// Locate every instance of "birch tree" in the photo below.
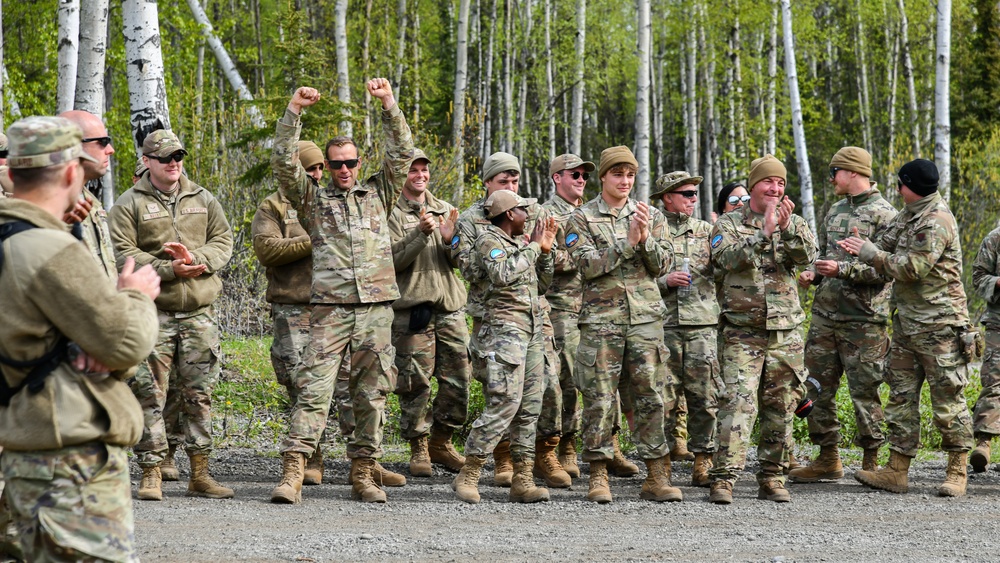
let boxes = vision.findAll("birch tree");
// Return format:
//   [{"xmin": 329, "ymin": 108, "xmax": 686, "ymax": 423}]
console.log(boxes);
[
  {"xmin": 334, "ymin": 0, "xmax": 352, "ymax": 136},
  {"xmin": 855, "ymin": 0, "xmax": 873, "ymax": 154},
  {"xmin": 766, "ymin": 1, "xmax": 778, "ymax": 155},
  {"xmin": 544, "ymin": 0, "xmax": 555, "ymax": 164},
  {"xmin": 452, "ymin": 0, "xmax": 471, "ymax": 200},
  {"xmin": 57, "ymin": 0, "xmax": 80, "ymax": 113},
  {"xmin": 75, "ymin": 0, "xmax": 108, "ymax": 115},
  {"xmin": 684, "ymin": 21, "xmax": 698, "ymax": 175},
  {"xmin": 934, "ymin": 0, "xmax": 952, "ymax": 200},
  {"xmin": 899, "ymin": 0, "xmax": 921, "ymax": 157},
  {"xmin": 570, "ymin": 0, "xmax": 586, "ymax": 155},
  {"xmin": 780, "ymin": 0, "xmax": 815, "ymax": 231},
  {"xmin": 123, "ymin": 0, "xmax": 171, "ymax": 153},
  {"xmin": 634, "ymin": 0, "xmax": 652, "ymax": 200}
]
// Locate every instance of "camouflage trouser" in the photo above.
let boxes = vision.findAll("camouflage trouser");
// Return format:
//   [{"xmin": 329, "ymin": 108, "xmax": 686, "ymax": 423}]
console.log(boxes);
[
  {"xmin": 972, "ymin": 326, "xmax": 1000, "ymax": 438},
  {"xmin": 663, "ymin": 325, "xmax": 720, "ymax": 453},
  {"xmin": 885, "ymin": 326, "xmax": 974, "ymax": 457},
  {"xmin": 536, "ymin": 312, "xmax": 563, "ymax": 439},
  {"xmin": 281, "ymin": 303, "xmax": 396, "ymax": 459},
  {"xmin": 1, "ymin": 443, "xmax": 138, "ymax": 562},
  {"xmin": 550, "ymin": 309, "xmax": 582, "ymax": 437},
  {"xmin": 803, "ymin": 315, "xmax": 887, "ymax": 449},
  {"xmin": 577, "ymin": 321, "xmax": 672, "ymax": 462},
  {"xmin": 133, "ymin": 308, "xmax": 221, "ymax": 468},
  {"xmin": 464, "ymin": 320, "xmax": 544, "ymax": 461},
  {"xmin": 270, "ymin": 303, "xmax": 313, "ymax": 402},
  {"xmin": 391, "ymin": 308, "xmax": 471, "ymax": 440},
  {"xmin": 710, "ymin": 324, "xmax": 806, "ymax": 484}
]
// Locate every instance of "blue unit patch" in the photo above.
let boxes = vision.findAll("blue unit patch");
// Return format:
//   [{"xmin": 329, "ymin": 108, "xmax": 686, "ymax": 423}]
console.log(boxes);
[
  {"xmin": 451, "ymin": 235, "xmax": 460, "ymax": 249},
  {"xmin": 711, "ymin": 234, "xmax": 723, "ymax": 248},
  {"xmin": 565, "ymin": 232, "xmax": 579, "ymax": 248},
  {"xmin": 489, "ymin": 248, "xmax": 507, "ymax": 261}
]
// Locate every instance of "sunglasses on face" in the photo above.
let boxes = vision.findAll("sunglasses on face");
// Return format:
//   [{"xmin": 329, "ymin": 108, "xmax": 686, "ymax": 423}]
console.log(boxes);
[
  {"xmin": 0, "ymin": 150, "xmax": 7, "ymax": 158},
  {"xmin": 673, "ymin": 190, "xmax": 698, "ymax": 199},
  {"xmin": 562, "ymin": 170, "xmax": 589, "ymax": 181},
  {"xmin": 327, "ymin": 159, "xmax": 360, "ymax": 170},
  {"xmin": 150, "ymin": 153, "xmax": 184, "ymax": 164},
  {"xmin": 896, "ymin": 172, "xmax": 914, "ymax": 190},
  {"xmin": 82, "ymin": 136, "xmax": 113, "ymax": 148},
  {"xmin": 829, "ymin": 167, "xmax": 843, "ymax": 179},
  {"xmin": 727, "ymin": 195, "xmax": 751, "ymax": 205}
]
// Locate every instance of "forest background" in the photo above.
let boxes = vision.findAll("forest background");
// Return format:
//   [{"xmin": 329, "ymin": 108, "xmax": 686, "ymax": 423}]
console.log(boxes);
[{"xmin": 2, "ymin": 0, "xmax": 999, "ymax": 453}]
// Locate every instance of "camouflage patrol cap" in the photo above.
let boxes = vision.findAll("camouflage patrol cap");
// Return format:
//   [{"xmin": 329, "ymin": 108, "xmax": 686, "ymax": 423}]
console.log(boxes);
[
  {"xmin": 134, "ymin": 157, "xmax": 148, "ymax": 178},
  {"xmin": 410, "ymin": 148, "xmax": 431, "ymax": 166},
  {"xmin": 5, "ymin": 116, "xmax": 99, "ymax": 169},
  {"xmin": 549, "ymin": 153, "xmax": 595, "ymax": 176},
  {"xmin": 650, "ymin": 170, "xmax": 703, "ymax": 199},
  {"xmin": 484, "ymin": 190, "xmax": 536, "ymax": 219},
  {"xmin": 142, "ymin": 129, "xmax": 188, "ymax": 158}
]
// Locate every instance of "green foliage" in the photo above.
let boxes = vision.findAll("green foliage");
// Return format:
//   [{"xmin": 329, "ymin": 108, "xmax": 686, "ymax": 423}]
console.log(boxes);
[{"xmin": 213, "ymin": 337, "xmax": 290, "ymax": 447}]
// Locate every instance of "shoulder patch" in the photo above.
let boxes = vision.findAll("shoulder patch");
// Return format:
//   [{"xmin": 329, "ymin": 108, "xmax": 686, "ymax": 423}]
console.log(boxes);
[
  {"xmin": 711, "ymin": 234, "xmax": 723, "ymax": 248},
  {"xmin": 565, "ymin": 232, "xmax": 579, "ymax": 248},
  {"xmin": 489, "ymin": 248, "xmax": 507, "ymax": 261},
  {"xmin": 451, "ymin": 235, "xmax": 460, "ymax": 250}
]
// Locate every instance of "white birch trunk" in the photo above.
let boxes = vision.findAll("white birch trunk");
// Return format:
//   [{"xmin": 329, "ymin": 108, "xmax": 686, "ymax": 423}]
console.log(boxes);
[
  {"xmin": 123, "ymin": 0, "xmax": 171, "ymax": 154},
  {"xmin": 652, "ymin": 45, "xmax": 664, "ymax": 177},
  {"xmin": 898, "ymin": 0, "xmax": 920, "ymax": 157},
  {"xmin": 887, "ymin": 32, "xmax": 900, "ymax": 175},
  {"xmin": 855, "ymin": 0, "xmax": 873, "ymax": 154},
  {"xmin": 685, "ymin": 21, "xmax": 698, "ymax": 175},
  {"xmin": 570, "ymin": 0, "xmax": 586, "ymax": 155},
  {"xmin": 362, "ymin": 0, "xmax": 374, "ymax": 150},
  {"xmin": 482, "ymin": 0, "xmax": 497, "ymax": 159},
  {"xmin": 766, "ymin": 1, "xmax": 778, "ymax": 156},
  {"xmin": 186, "ymin": 0, "xmax": 265, "ymax": 128},
  {"xmin": 75, "ymin": 0, "xmax": 108, "ymax": 115},
  {"xmin": 634, "ymin": 0, "xmax": 652, "ymax": 200},
  {"xmin": 57, "ymin": 0, "xmax": 80, "ymax": 113},
  {"xmin": 544, "ymin": 0, "xmax": 555, "ymax": 164},
  {"xmin": 502, "ymin": 0, "xmax": 513, "ymax": 153},
  {"xmin": 699, "ymin": 2, "xmax": 718, "ymax": 218},
  {"xmin": 4, "ymin": 66, "xmax": 21, "ymax": 119},
  {"xmin": 515, "ymin": 0, "xmax": 533, "ymax": 163},
  {"xmin": 334, "ymin": 0, "xmax": 352, "ymax": 136},
  {"xmin": 780, "ymin": 0, "xmax": 815, "ymax": 232},
  {"xmin": 395, "ymin": 0, "xmax": 408, "ymax": 93},
  {"xmin": 934, "ymin": 0, "xmax": 952, "ymax": 200},
  {"xmin": 731, "ymin": 8, "xmax": 746, "ymax": 167},
  {"xmin": 412, "ymin": 11, "xmax": 422, "ymax": 123},
  {"xmin": 453, "ymin": 0, "xmax": 471, "ymax": 200}
]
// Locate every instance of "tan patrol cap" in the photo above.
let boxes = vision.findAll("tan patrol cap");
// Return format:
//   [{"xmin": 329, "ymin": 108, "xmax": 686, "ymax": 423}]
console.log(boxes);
[
  {"xmin": 5, "ymin": 116, "xmax": 99, "ymax": 169},
  {"xmin": 549, "ymin": 153, "xmax": 595, "ymax": 176},
  {"xmin": 142, "ymin": 129, "xmax": 188, "ymax": 158},
  {"xmin": 484, "ymin": 190, "xmax": 536, "ymax": 219}
]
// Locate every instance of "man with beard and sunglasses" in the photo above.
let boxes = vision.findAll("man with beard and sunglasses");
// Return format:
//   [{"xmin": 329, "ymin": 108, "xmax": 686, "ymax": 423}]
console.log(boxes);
[{"xmin": 109, "ymin": 129, "xmax": 235, "ymax": 503}]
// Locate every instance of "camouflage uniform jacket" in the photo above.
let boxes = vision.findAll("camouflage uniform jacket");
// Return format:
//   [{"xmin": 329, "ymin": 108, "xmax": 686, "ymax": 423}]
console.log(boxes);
[
  {"xmin": 811, "ymin": 185, "xmax": 896, "ymax": 324},
  {"xmin": 712, "ymin": 205, "xmax": 818, "ymax": 330},
  {"xmin": 657, "ymin": 211, "xmax": 719, "ymax": 327},
  {"xmin": 566, "ymin": 196, "xmax": 672, "ymax": 325},
  {"xmin": 542, "ymin": 194, "xmax": 583, "ymax": 313},
  {"xmin": 974, "ymin": 227, "xmax": 1000, "ymax": 328},
  {"xmin": 454, "ymin": 197, "xmax": 553, "ymax": 318},
  {"xmin": 474, "ymin": 226, "xmax": 552, "ymax": 342},
  {"xmin": 251, "ymin": 191, "xmax": 312, "ymax": 305},
  {"xmin": 80, "ymin": 189, "xmax": 118, "ymax": 283},
  {"xmin": 859, "ymin": 192, "xmax": 969, "ymax": 335},
  {"xmin": 273, "ymin": 107, "xmax": 413, "ymax": 305},
  {"xmin": 389, "ymin": 190, "xmax": 467, "ymax": 312},
  {"xmin": 109, "ymin": 174, "xmax": 233, "ymax": 313},
  {"xmin": 0, "ymin": 199, "xmax": 157, "ymax": 451}
]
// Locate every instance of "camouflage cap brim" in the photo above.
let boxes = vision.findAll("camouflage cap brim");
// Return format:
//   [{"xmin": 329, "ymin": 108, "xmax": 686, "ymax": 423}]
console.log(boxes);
[{"xmin": 7, "ymin": 146, "xmax": 98, "ymax": 169}]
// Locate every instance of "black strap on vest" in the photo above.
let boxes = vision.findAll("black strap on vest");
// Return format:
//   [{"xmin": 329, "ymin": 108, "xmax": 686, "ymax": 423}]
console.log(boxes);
[{"xmin": 0, "ymin": 221, "xmax": 72, "ymax": 406}]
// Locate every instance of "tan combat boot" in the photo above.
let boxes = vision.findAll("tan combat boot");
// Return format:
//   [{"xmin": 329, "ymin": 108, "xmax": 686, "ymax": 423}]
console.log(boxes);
[
  {"xmin": 970, "ymin": 437, "xmax": 991, "ymax": 473},
  {"xmin": 862, "ymin": 448, "xmax": 880, "ymax": 472},
  {"xmin": 670, "ymin": 438, "xmax": 695, "ymax": 462},
  {"xmin": 409, "ymin": 436, "xmax": 432, "ymax": 477},
  {"xmin": 855, "ymin": 450, "xmax": 912, "ymax": 493},
  {"xmin": 160, "ymin": 445, "xmax": 180, "ymax": 482},
  {"xmin": 350, "ymin": 458, "xmax": 387, "ymax": 503},
  {"xmin": 303, "ymin": 446, "xmax": 324, "ymax": 486},
  {"xmin": 558, "ymin": 433, "xmax": 581, "ymax": 478},
  {"xmin": 784, "ymin": 451, "xmax": 801, "ymax": 475},
  {"xmin": 429, "ymin": 426, "xmax": 465, "ymax": 472},
  {"xmin": 587, "ymin": 460, "xmax": 612, "ymax": 503},
  {"xmin": 187, "ymin": 453, "xmax": 235, "ymax": 499},
  {"xmin": 757, "ymin": 478, "xmax": 790, "ymax": 502},
  {"xmin": 493, "ymin": 440, "xmax": 514, "ymax": 487},
  {"xmin": 709, "ymin": 480, "xmax": 733, "ymax": 504},
  {"xmin": 533, "ymin": 436, "xmax": 572, "ymax": 488},
  {"xmin": 608, "ymin": 435, "xmax": 640, "ymax": 477},
  {"xmin": 788, "ymin": 445, "xmax": 844, "ymax": 483},
  {"xmin": 938, "ymin": 451, "xmax": 968, "ymax": 497},
  {"xmin": 270, "ymin": 452, "xmax": 305, "ymax": 504},
  {"xmin": 374, "ymin": 462, "xmax": 407, "ymax": 487},
  {"xmin": 509, "ymin": 459, "xmax": 551, "ymax": 503},
  {"xmin": 691, "ymin": 453, "xmax": 713, "ymax": 487},
  {"xmin": 453, "ymin": 455, "xmax": 488, "ymax": 504},
  {"xmin": 640, "ymin": 457, "xmax": 683, "ymax": 502},
  {"xmin": 137, "ymin": 466, "xmax": 163, "ymax": 501}
]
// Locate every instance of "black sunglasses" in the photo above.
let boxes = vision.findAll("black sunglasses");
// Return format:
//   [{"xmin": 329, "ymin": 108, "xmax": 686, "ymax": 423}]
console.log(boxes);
[
  {"xmin": 82, "ymin": 136, "xmax": 113, "ymax": 148},
  {"xmin": 0, "ymin": 150, "xmax": 7, "ymax": 158},
  {"xmin": 673, "ymin": 190, "xmax": 698, "ymax": 199},
  {"xmin": 327, "ymin": 159, "xmax": 360, "ymax": 170},
  {"xmin": 829, "ymin": 167, "xmax": 843, "ymax": 179},
  {"xmin": 562, "ymin": 170, "xmax": 589, "ymax": 181},
  {"xmin": 727, "ymin": 195, "xmax": 751, "ymax": 205},
  {"xmin": 150, "ymin": 153, "xmax": 184, "ymax": 164}
]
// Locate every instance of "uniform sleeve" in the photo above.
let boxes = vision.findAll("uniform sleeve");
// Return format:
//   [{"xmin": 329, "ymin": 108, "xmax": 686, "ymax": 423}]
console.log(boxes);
[
  {"xmin": 567, "ymin": 209, "xmax": 635, "ymax": 280},
  {"xmin": 453, "ymin": 214, "xmax": 483, "ymax": 283},
  {"xmin": 108, "ymin": 196, "xmax": 176, "ymax": 282},
  {"xmin": 860, "ymin": 216, "xmax": 950, "ymax": 282},
  {"xmin": 373, "ymin": 103, "xmax": 415, "ymax": 211},
  {"xmin": 271, "ymin": 108, "xmax": 316, "ymax": 232},
  {"xmin": 710, "ymin": 214, "xmax": 765, "ymax": 273},
  {"xmin": 532, "ymin": 205, "xmax": 555, "ymax": 292},
  {"xmin": 190, "ymin": 197, "xmax": 233, "ymax": 273},
  {"xmin": 778, "ymin": 214, "xmax": 817, "ymax": 267},
  {"xmin": 973, "ymin": 231, "xmax": 1000, "ymax": 304},
  {"xmin": 477, "ymin": 234, "xmax": 541, "ymax": 288},
  {"xmin": 838, "ymin": 204, "xmax": 897, "ymax": 285},
  {"xmin": 552, "ymin": 217, "xmax": 577, "ymax": 275},
  {"xmin": 251, "ymin": 200, "xmax": 311, "ymax": 267},
  {"xmin": 637, "ymin": 210, "xmax": 673, "ymax": 278}
]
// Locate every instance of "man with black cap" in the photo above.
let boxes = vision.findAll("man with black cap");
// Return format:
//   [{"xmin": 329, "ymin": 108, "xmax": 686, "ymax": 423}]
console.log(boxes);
[
  {"xmin": 387, "ymin": 149, "xmax": 470, "ymax": 477},
  {"xmin": 840, "ymin": 158, "xmax": 975, "ymax": 497},
  {"xmin": 652, "ymin": 170, "xmax": 720, "ymax": 487},
  {"xmin": 791, "ymin": 147, "xmax": 897, "ymax": 483},
  {"xmin": 109, "ymin": 128, "xmax": 236, "ymax": 502},
  {"xmin": 708, "ymin": 154, "xmax": 818, "ymax": 505}
]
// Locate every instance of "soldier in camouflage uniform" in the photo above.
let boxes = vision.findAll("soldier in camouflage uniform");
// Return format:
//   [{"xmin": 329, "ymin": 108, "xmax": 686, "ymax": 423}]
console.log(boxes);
[
  {"xmin": 270, "ymin": 82, "xmax": 414, "ymax": 504},
  {"xmin": 708, "ymin": 155, "xmax": 818, "ymax": 505},
  {"xmin": 388, "ymin": 149, "xmax": 470, "ymax": 477},
  {"xmin": 841, "ymin": 158, "xmax": 975, "ymax": 497},
  {"xmin": 971, "ymin": 229, "xmax": 1000, "ymax": 473},
  {"xmin": 0, "ymin": 116, "xmax": 161, "ymax": 563},
  {"xmin": 564, "ymin": 146, "xmax": 680, "ymax": 504},
  {"xmin": 791, "ymin": 147, "xmax": 896, "ymax": 483},
  {"xmin": 109, "ymin": 129, "xmax": 236, "ymax": 502},
  {"xmin": 652, "ymin": 171, "xmax": 720, "ymax": 488},
  {"xmin": 452, "ymin": 190, "xmax": 557, "ymax": 504}
]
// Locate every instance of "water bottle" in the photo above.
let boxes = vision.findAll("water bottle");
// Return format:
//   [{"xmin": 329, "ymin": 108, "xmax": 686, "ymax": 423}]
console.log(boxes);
[{"xmin": 679, "ymin": 257, "xmax": 692, "ymax": 295}]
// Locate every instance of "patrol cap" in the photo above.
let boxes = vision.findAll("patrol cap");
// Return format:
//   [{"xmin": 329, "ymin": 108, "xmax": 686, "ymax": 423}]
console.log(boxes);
[
  {"xmin": 142, "ymin": 129, "xmax": 188, "ymax": 158},
  {"xmin": 410, "ymin": 148, "xmax": 431, "ymax": 166},
  {"xmin": 134, "ymin": 157, "xmax": 148, "ymax": 178},
  {"xmin": 651, "ymin": 170, "xmax": 703, "ymax": 199},
  {"xmin": 549, "ymin": 153, "xmax": 595, "ymax": 176},
  {"xmin": 296, "ymin": 141, "xmax": 324, "ymax": 170},
  {"xmin": 484, "ymin": 190, "xmax": 536, "ymax": 219},
  {"xmin": 5, "ymin": 116, "xmax": 99, "ymax": 169}
]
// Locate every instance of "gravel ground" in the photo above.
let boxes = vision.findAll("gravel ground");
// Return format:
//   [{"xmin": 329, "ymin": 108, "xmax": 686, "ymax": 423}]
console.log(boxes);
[{"xmin": 132, "ymin": 447, "xmax": 1000, "ymax": 562}]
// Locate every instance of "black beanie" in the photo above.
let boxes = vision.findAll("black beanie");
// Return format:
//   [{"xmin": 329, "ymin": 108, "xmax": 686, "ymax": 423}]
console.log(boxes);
[{"xmin": 898, "ymin": 159, "xmax": 939, "ymax": 197}]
